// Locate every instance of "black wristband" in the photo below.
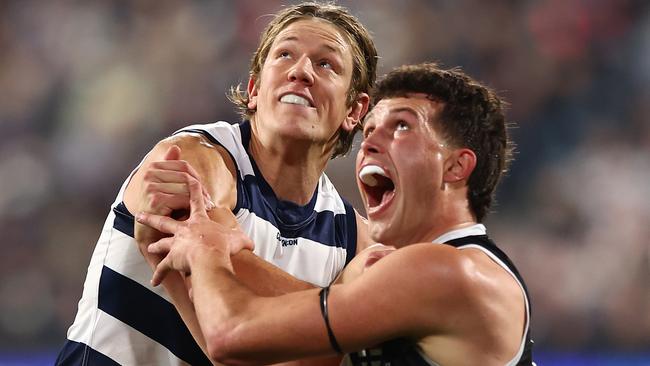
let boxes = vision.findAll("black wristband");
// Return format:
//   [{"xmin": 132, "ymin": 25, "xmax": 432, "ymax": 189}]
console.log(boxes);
[{"xmin": 319, "ymin": 286, "xmax": 343, "ymax": 354}]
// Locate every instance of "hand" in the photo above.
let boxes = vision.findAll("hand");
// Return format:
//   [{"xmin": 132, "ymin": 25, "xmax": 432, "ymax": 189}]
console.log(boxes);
[
  {"xmin": 136, "ymin": 175, "xmax": 254, "ymax": 286},
  {"xmin": 336, "ymin": 243, "xmax": 396, "ymax": 284},
  {"xmin": 362, "ymin": 244, "xmax": 396, "ymax": 272},
  {"xmin": 140, "ymin": 145, "xmax": 215, "ymax": 218}
]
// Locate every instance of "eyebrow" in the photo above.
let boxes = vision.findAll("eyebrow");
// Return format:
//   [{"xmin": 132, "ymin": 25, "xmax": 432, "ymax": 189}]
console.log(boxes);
[
  {"xmin": 275, "ymin": 36, "xmax": 342, "ymax": 55},
  {"xmin": 389, "ymin": 107, "xmax": 420, "ymax": 118},
  {"xmin": 365, "ymin": 106, "xmax": 420, "ymax": 123}
]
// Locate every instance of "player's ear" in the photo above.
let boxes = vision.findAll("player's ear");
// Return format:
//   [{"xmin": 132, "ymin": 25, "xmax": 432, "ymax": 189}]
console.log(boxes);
[
  {"xmin": 342, "ymin": 92, "xmax": 370, "ymax": 132},
  {"xmin": 443, "ymin": 148, "xmax": 476, "ymax": 183},
  {"xmin": 247, "ymin": 77, "xmax": 258, "ymax": 110}
]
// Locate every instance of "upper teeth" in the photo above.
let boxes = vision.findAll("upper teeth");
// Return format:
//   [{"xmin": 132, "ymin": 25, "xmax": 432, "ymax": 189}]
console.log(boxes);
[
  {"xmin": 280, "ymin": 94, "xmax": 311, "ymax": 107},
  {"xmin": 359, "ymin": 165, "xmax": 387, "ymax": 187}
]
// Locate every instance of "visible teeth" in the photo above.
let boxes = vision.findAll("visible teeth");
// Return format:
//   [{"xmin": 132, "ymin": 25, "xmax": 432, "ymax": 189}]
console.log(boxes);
[
  {"xmin": 359, "ymin": 165, "xmax": 386, "ymax": 187},
  {"xmin": 280, "ymin": 94, "xmax": 310, "ymax": 107}
]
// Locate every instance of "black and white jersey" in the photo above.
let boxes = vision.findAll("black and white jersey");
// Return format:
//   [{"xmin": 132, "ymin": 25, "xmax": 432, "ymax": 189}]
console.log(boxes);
[
  {"xmin": 348, "ymin": 224, "xmax": 534, "ymax": 366},
  {"xmin": 56, "ymin": 120, "xmax": 358, "ymax": 365}
]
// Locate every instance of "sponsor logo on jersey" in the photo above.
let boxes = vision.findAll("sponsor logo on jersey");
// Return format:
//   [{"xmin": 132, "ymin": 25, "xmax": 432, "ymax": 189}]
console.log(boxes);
[{"xmin": 276, "ymin": 232, "xmax": 298, "ymax": 247}]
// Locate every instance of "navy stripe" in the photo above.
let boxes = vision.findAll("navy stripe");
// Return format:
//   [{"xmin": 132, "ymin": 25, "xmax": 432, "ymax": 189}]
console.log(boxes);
[
  {"xmin": 98, "ymin": 266, "xmax": 211, "ymax": 366},
  {"xmin": 241, "ymin": 175, "xmax": 349, "ymax": 248},
  {"xmin": 177, "ymin": 121, "xmax": 355, "ymax": 251},
  {"xmin": 343, "ymin": 200, "xmax": 357, "ymax": 264},
  {"xmin": 55, "ymin": 339, "xmax": 119, "ymax": 366},
  {"xmin": 113, "ymin": 202, "xmax": 134, "ymax": 237}
]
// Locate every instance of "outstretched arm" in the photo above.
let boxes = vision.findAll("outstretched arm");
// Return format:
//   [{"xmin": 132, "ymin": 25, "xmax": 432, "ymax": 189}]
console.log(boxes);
[{"xmin": 136, "ymin": 174, "xmax": 525, "ymax": 365}]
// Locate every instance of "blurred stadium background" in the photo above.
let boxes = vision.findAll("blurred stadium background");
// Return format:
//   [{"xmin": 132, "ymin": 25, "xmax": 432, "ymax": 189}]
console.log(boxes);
[{"xmin": 0, "ymin": 0, "xmax": 648, "ymax": 364}]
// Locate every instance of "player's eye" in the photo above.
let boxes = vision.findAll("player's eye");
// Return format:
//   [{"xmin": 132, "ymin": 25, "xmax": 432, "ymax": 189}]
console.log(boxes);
[
  {"xmin": 363, "ymin": 127, "xmax": 375, "ymax": 138},
  {"xmin": 396, "ymin": 120, "xmax": 409, "ymax": 131},
  {"xmin": 318, "ymin": 60, "xmax": 332, "ymax": 69}
]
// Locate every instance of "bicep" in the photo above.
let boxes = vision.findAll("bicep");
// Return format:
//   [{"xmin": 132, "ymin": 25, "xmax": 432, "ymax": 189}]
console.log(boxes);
[{"xmin": 222, "ymin": 245, "xmax": 464, "ymax": 362}]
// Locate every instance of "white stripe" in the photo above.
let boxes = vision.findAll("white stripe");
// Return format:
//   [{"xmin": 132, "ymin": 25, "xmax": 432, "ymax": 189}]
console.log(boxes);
[
  {"xmin": 313, "ymin": 174, "xmax": 347, "ymax": 215},
  {"xmin": 432, "ymin": 223, "xmax": 486, "ymax": 243},
  {"xmin": 101, "ymin": 229, "xmax": 171, "ymax": 301},
  {"xmin": 237, "ymin": 208, "xmax": 347, "ymax": 287},
  {"xmin": 175, "ymin": 122, "xmax": 255, "ymax": 178},
  {"xmin": 67, "ymin": 212, "xmax": 115, "ymax": 345},
  {"xmin": 66, "ymin": 213, "xmax": 180, "ymax": 364},
  {"xmin": 90, "ymin": 310, "xmax": 188, "ymax": 365}
]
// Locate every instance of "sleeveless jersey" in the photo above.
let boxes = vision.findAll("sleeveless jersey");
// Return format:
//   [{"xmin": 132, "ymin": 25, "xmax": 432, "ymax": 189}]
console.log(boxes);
[
  {"xmin": 56, "ymin": 120, "xmax": 358, "ymax": 365},
  {"xmin": 348, "ymin": 224, "xmax": 534, "ymax": 366}
]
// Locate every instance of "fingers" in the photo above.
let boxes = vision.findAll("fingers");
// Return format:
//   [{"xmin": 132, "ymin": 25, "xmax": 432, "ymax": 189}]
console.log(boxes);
[
  {"xmin": 242, "ymin": 237, "xmax": 255, "ymax": 252},
  {"xmin": 147, "ymin": 237, "xmax": 174, "ymax": 255},
  {"xmin": 136, "ymin": 212, "xmax": 180, "ymax": 234},
  {"xmin": 147, "ymin": 161, "xmax": 202, "ymax": 185},
  {"xmin": 187, "ymin": 177, "xmax": 208, "ymax": 218},
  {"xmin": 151, "ymin": 256, "xmax": 173, "ymax": 287},
  {"xmin": 143, "ymin": 165, "xmax": 213, "ymax": 209},
  {"xmin": 228, "ymin": 229, "xmax": 255, "ymax": 254},
  {"xmin": 364, "ymin": 245, "xmax": 396, "ymax": 268},
  {"xmin": 163, "ymin": 145, "xmax": 181, "ymax": 161},
  {"xmin": 144, "ymin": 183, "xmax": 214, "ymax": 212}
]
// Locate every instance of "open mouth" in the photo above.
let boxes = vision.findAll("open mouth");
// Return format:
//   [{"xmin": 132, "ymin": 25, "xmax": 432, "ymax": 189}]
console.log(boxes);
[
  {"xmin": 359, "ymin": 165, "xmax": 395, "ymax": 209},
  {"xmin": 280, "ymin": 93, "xmax": 314, "ymax": 107}
]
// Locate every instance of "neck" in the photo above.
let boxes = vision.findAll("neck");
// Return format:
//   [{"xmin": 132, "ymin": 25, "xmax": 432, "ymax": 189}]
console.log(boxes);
[
  {"xmin": 393, "ymin": 193, "xmax": 478, "ymax": 248},
  {"xmin": 428, "ymin": 221, "xmax": 479, "ymax": 242},
  {"xmin": 249, "ymin": 125, "xmax": 333, "ymax": 205}
]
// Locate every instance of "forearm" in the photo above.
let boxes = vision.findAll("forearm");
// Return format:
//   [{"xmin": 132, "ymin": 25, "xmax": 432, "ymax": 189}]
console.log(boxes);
[
  {"xmin": 190, "ymin": 251, "xmax": 254, "ymax": 363},
  {"xmin": 135, "ymin": 224, "xmax": 210, "ymax": 357},
  {"xmin": 204, "ymin": 204, "xmax": 314, "ymax": 295},
  {"xmin": 190, "ymin": 252, "xmax": 332, "ymax": 365},
  {"xmin": 231, "ymin": 250, "xmax": 314, "ymax": 296}
]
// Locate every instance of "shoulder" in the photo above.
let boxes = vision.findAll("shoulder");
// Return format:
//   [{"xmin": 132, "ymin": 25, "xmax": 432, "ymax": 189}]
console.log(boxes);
[
  {"xmin": 156, "ymin": 133, "xmax": 234, "ymax": 170},
  {"xmin": 366, "ymin": 243, "xmax": 521, "ymax": 328},
  {"xmin": 395, "ymin": 243, "xmax": 522, "ymax": 305},
  {"xmin": 124, "ymin": 130, "xmax": 239, "ymax": 212}
]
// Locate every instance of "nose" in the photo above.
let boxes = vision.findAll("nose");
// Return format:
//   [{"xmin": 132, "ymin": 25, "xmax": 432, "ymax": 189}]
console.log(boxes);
[
  {"xmin": 360, "ymin": 127, "xmax": 384, "ymax": 155},
  {"xmin": 287, "ymin": 56, "xmax": 315, "ymax": 86}
]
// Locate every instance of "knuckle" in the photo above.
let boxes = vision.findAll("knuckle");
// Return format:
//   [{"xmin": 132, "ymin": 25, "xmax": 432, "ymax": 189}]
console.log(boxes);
[
  {"xmin": 142, "ymin": 168, "xmax": 156, "ymax": 181},
  {"xmin": 144, "ymin": 182, "xmax": 156, "ymax": 194},
  {"xmin": 149, "ymin": 193, "xmax": 167, "ymax": 208}
]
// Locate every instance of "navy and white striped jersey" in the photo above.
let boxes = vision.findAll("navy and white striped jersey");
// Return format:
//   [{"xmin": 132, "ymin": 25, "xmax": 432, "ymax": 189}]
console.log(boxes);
[
  {"xmin": 56, "ymin": 120, "xmax": 358, "ymax": 365},
  {"xmin": 347, "ymin": 224, "xmax": 534, "ymax": 366}
]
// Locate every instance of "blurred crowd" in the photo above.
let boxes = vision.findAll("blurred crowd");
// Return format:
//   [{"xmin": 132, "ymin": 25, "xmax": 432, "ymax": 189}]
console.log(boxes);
[{"xmin": 0, "ymin": 0, "xmax": 648, "ymax": 355}]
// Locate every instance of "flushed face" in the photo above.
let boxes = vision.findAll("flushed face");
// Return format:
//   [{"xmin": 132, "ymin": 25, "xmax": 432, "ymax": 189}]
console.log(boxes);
[
  {"xmin": 356, "ymin": 95, "xmax": 449, "ymax": 246},
  {"xmin": 248, "ymin": 18, "xmax": 361, "ymax": 149}
]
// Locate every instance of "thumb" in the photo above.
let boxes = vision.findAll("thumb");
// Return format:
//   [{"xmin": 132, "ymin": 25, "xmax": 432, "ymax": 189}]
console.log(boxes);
[{"xmin": 164, "ymin": 145, "xmax": 181, "ymax": 161}]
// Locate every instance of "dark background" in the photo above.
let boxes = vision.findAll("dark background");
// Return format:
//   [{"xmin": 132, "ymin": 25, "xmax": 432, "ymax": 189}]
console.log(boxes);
[{"xmin": 0, "ymin": 0, "xmax": 648, "ymax": 364}]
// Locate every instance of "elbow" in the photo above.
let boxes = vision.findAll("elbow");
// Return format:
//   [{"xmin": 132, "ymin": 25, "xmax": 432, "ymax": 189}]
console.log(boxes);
[{"xmin": 204, "ymin": 323, "xmax": 253, "ymax": 366}]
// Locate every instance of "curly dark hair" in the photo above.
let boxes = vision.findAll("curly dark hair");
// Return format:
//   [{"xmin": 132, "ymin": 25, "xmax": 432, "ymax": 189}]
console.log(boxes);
[
  {"xmin": 228, "ymin": 2, "xmax": 378, "ymax": 159},
  {"xmin": 371, "ymin": 63, "xmax": 513, "ymax": 221}
]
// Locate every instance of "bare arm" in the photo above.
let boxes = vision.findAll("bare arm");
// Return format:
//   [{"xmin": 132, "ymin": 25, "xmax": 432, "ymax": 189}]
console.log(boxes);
[
  {"xmin": 126, "ymin": 133, "xmax": 314, "ymax": 294},
  {"xmin": 123, "ymin": 133, "xmax": 314, "ymax": 355},
  {"xmin": 333, "ymin": 212, "xmax": 392, "ymax": 285},
  {"xmin": 124, "ymin": 135, "xmax": 223, "ymax": 354},
  {"xmin": 137, "ymin": 178, "xmax": 526, "ymax": 365}
]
